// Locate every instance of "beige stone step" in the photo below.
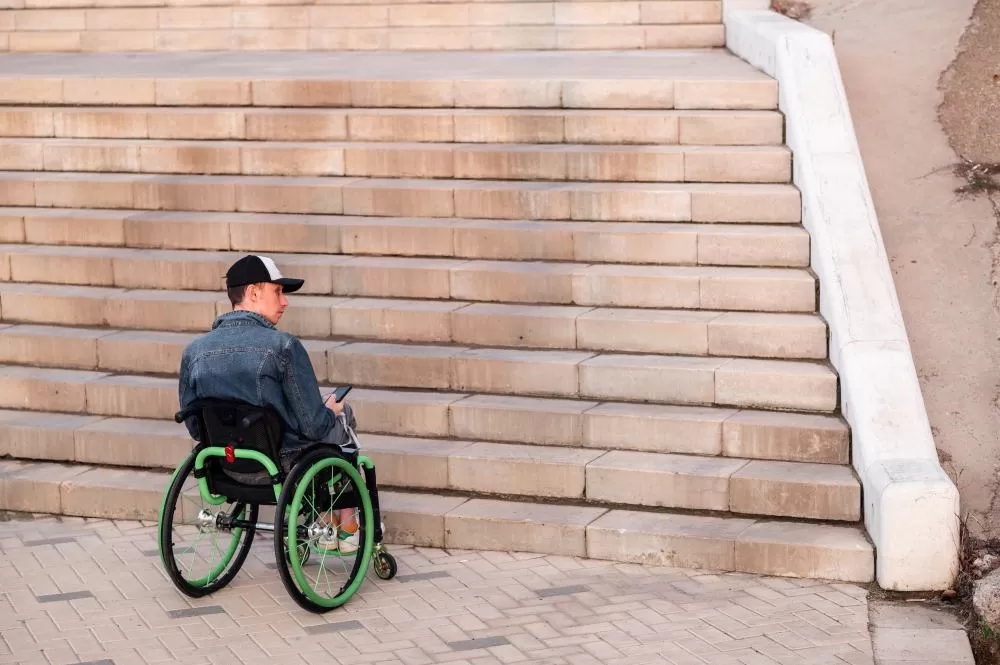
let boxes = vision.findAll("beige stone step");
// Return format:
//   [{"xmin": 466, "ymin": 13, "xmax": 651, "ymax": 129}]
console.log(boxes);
[
  {"xmin": 0, "ymin": 371, "xmax": 849, "ymax": 462},
  {"xmin": 0, "ymin": 107, "xmax": 785, "ymax": 146},
  {"xmin": 584, "ymin": 450, "xmax": 857, "ymax": 518},
  {"xmin": 0, "ymin": 172, "xmax": 801, "ymax": 223},
  {"xmin": 0, "ymin": 51, "xmax": 775, "ymax": 109},
  {"xmin": 729, "ymin": 459, "xmax": 861, "ymax": 521},
  {"xmin": 0, "ymin": 26, "xmax": 725, "ymax": 53},
  {"xmin": 450, "ymin": 397, "xmax": 849, "ymax": 462},
  {"xmin": 0, "ymin": 282, "xmax": 226, "ymax": 329},
  {"xmin": 0, "ymin": 459, "xmax": 873, "ymax": 581},
  {"xmin": 0, "ymin": 2, "xmax": 722, "ymax": 29},
  {"xmin": 0, "ymin": 390, "xmax": 849, "ymax": 478},
  {"xmin": 1, "ymin": 208, "xmax": 811, "ymax": 264},
  {"xmin": 3, "ymin": 0, "xmax": 711, "ymax": 9},
  {"xmin": 0, "ymin": 324, "xmax": 838, "ymax": 408},
  {"xmin": 0, "ymin": 0, "xmax": 722, "ymax": 34},
  {"xmin": 586, "ymin": 510, "xmax": 872, "ymax": 581},
  {"xmin": 2, "ymin": 287, "xmax": 828, "ymax": 363},
  {"xmin": 0, "ymin": 246, "xmax": 817, "ymax": 311},
  {"xmin": 459, "ymin": 307, "xmax": 825, "ymax": 357},
  {"xmin": 0, "ymin": 322, "xmax": 834, "ymax": 408},
  {"xmin": 0, "ymin": 282, "xmax": 827, "ymax": 358},
  {"xmin": 0, "ymin": 409, "xmax": 189, "ymax": 467},
  {"xmin": 366, "ymin": 435, "xmax": 601, "ymax": 499},
  {"xmin": 1, "ymin": 209, "xmax": 811, "ymax": 267},
  {"xmin": 0, "ymin": 138, "xmax": 791, "ymax": 184},
  {"xmin": 2, "ymin": 412, "xmax": 858, "ymax": 518},
  {"xmin": 578, "ymin": 354, "xmax": 836, "ymax": 411}
]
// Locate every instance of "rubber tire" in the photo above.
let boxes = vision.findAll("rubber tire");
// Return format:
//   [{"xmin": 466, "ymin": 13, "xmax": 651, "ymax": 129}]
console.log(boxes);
[
  {"xmin": 273, "ymin": 449, "xmax": 373, "ymax": 613},
  {"xmin": 158, "ymin": 453, "xmax": 258, "ymax": 598}
]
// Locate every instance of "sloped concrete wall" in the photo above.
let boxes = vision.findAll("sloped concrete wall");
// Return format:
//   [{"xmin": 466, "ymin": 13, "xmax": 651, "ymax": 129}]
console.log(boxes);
[{"xmin": 723, "ymin": 0, "xmax": 961, "ymax": 591}]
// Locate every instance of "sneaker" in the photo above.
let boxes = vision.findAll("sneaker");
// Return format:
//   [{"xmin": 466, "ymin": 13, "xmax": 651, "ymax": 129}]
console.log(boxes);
[{"xmin": 338, "ymin": 528, "xmax": 360, "ymax": 554}]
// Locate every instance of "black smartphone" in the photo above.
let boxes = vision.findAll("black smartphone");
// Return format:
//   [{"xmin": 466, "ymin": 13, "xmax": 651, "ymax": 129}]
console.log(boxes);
[{"xmin": 324, "ymin": 385, "xmax": 352, "ymax": 403}]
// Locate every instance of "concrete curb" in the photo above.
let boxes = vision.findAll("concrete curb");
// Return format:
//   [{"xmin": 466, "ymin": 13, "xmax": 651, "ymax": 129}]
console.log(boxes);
[{"xmin": 721, "ymin": 1, "xmax": 961, "ymax": 590}]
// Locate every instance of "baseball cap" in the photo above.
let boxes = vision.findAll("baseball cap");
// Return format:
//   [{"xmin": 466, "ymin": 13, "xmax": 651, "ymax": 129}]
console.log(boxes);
[{"xmin": 225, "ymin": 255, "xmax": 304, "ymax": 294}]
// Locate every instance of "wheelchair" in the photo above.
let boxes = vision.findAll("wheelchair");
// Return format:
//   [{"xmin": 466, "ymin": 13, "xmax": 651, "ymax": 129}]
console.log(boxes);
[{"xmin": 156, "ymin": 393, "xmax": 397, "ymax": 613}]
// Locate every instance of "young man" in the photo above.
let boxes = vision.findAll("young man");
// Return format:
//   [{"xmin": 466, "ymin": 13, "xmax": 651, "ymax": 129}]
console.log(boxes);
[{"xmin": 178, "ymin": 254, "xmax": 360, "ymax": 553}]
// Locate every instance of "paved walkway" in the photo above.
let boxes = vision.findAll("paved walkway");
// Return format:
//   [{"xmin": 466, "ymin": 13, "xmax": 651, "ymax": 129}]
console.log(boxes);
[
  {"xmin": 0, "ymin": 512, "xmax": 878, "ymax": 665},
  {"xmin": 869, "ymin": 600, "xmax": 974, "ymax": 665}
]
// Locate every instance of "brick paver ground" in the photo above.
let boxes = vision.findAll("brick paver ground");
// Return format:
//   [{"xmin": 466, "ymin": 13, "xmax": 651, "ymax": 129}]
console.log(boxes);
[{"xmin": 0, "ymin": 512, "xmax": 875, "ymax": 665}]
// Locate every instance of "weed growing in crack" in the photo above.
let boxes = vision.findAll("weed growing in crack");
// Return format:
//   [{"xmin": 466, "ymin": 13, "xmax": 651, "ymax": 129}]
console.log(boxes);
[
  {"xmin": 946, "ymin": 515, "xmax": 1000, "ymax": 663},
  {"xmin": 955, "ymin": 160, "xmax": 1000, "ymax": 199}
]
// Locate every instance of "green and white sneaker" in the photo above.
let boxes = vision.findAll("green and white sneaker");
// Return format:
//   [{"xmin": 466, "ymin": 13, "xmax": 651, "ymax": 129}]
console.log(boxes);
[{"xmin": 338, "ymin": 528, "xmax": 360, "ymax": 554}]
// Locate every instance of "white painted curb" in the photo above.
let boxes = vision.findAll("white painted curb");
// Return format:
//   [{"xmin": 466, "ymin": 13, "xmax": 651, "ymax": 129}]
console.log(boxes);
[{"xmin": 722, "ymin": 1, "xmax": 960, "ymax": 591}]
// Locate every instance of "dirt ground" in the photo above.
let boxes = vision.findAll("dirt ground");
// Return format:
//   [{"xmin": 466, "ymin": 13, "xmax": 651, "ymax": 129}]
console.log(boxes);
[
  {"xmin": 803, "ymin": 0, "xmax": 1000, "ymax": 534},
  {"xmin": 939, "ymin": 0, "xmax": 1000, "ymax": 165}
]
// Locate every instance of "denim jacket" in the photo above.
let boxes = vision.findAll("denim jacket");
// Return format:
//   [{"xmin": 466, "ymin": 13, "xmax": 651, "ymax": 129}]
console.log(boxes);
[{"xmin": 178, "ymin": 310, "xmax": 340, "ymax": 450}]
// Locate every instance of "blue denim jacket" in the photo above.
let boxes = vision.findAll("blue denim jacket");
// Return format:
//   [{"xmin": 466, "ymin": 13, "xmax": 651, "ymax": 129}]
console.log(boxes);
[{"xmin": 178, "ymin": 310, "xmax": 342, "ymax": 450}]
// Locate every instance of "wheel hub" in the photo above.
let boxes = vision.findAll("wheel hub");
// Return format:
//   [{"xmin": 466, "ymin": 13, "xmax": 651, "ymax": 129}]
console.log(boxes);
[
  {"xmin": 196, "ymin": 508, "xmax": 217, "ymax": 532},
  {"xmin": 307, "ymin": 522, "xmax": 333, "ymax": 541}
]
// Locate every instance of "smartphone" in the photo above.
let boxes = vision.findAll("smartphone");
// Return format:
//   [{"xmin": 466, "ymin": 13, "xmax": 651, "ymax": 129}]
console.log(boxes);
[{"xmin": 324, "ymin": 385, "xmax": 353, "ymax": 403}]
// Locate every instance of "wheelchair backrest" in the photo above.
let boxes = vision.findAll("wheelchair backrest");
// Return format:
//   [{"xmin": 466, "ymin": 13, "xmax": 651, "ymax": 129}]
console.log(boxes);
[{"xmin": 185, "ymin": 399, "xmax": 284, "ymax": 478}]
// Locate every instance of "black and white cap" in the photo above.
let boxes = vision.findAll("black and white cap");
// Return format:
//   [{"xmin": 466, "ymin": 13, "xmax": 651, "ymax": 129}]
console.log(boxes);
[{"xmin": 225, "ymin": 255, "xmax": 304, "ymax": 294}]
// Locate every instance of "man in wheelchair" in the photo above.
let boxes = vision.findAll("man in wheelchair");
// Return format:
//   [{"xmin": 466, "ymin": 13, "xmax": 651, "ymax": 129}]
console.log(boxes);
[
  {"xmin": 164, "ymin": 254, "xmax": 396, "ymax": 613},
  {"xmin": 178, "ymin": 254, "xmax": 362, "ymax": 553}
]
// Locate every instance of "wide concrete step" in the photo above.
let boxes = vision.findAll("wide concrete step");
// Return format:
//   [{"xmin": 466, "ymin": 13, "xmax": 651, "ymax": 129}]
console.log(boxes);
[
  {"xmin": 0, "ymin": 286, "xmax": 827, "ymax": 358},
  {"xmin": 0, "ymin": 246, "xmax": 817, "ymax": 311},
  {"xmin": 0, "ymin": 412, "xmax": 859, "ymax": 520},
  {"xmin": 0, "ymin": 329, "xmax": 838, "ymax": 409},
  {"xmin": 0, "ymin": 51, "xmax": 777, "ymax": 110},
  {"xmin": 0, "ymin": 366, "xmax": 850, "ymax": 457},
  {"xmin": 5, "ymin": 0, "xmax": 717, "ymax": 8},
  {"xmin": 0, "ymin": 3, "xmax": 723, "ymax": 53},
  {"xmin": 0, "ymin": 138, "xmax": 791, "ymax": 183},
  {"xmin": 0, "ymin": 1, "xmax": 720, "ymax": 28},
  {"xmin": 0, "ymin": 459, "xmax": 874, "ymax": 580},
  {"xmin": 0, "ymin": 27, "xmax": 722, "ymax": 53},
  {"xmin": 0, "ymin": 106, "xmax": 785, "ymax": 146},
  {"xmin": 2, "ymin": 27, "xmax": 724, "ymax": 54},
  {"xmin": 0, "ymin": 208, "xmax": 811, "ymax": 266},
  {"xmin": 0, "ymin": 171, "xmax": 802, "ymax": 223}
]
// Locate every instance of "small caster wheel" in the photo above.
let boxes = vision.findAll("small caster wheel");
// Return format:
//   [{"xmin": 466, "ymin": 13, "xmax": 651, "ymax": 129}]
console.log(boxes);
[{"xmin": 373, "ymin": 550, "xmax": 397, "ymax": 580}]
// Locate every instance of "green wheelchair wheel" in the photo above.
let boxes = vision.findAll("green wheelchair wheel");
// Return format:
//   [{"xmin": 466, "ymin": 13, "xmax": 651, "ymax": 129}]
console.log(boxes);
[
  {"xmin": 158, "ymin": 453, "xmax": 257, "ymax": 597},
  {"xmin": 273, "ymin": 449, "xmax": 374, "ymax": 613}
]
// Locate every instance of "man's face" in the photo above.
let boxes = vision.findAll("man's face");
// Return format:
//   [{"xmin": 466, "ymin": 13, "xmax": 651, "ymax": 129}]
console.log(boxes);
[{"xmin": 244, "ymin": 282, "xmax": 288, "ymax": 324}]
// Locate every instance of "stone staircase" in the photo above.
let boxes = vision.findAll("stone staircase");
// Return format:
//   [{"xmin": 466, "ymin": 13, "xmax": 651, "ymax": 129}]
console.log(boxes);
[{"xmin": 0, "ymin": 39, "xmax": 874, "ymax": 582}]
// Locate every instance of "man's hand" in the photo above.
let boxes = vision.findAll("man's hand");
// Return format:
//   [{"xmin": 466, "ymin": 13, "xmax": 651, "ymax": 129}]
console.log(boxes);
[{"xmin": 325, "ymin": 393, "xmax": 345, "ymax": 416}]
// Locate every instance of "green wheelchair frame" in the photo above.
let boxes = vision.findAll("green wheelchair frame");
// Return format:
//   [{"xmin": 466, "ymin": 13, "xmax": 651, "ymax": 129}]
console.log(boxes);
[{"xmin": 157, "ymin": 397, "xmax": 396, "ymax": 614}]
